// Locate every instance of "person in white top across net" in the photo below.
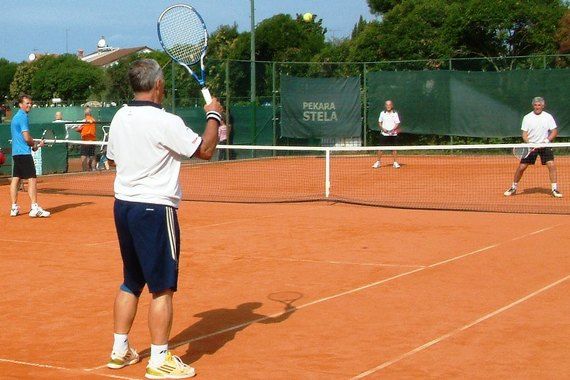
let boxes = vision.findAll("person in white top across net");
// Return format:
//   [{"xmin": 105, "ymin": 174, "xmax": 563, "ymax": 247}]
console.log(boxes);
[
  {"xmin": 504, "ymin": 96, "xmax": 562, "ymax": 198},
  {"xmin": 372, "ymin": 100, "xmax": 401, "ymax": 169}
]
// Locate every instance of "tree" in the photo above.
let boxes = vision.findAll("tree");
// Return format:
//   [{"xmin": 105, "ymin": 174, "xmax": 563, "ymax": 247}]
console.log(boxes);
[
  {"xmin": 255, "ymin": 14, "xmax": 326, "ymax": 62},
  {"xmin": 359, "ymin": 0, "xmax": 568, "ymax": 69},
  {"xmin": 9, "ymin": 62, "xmax": 39, "ymax": 100},
  {"xmin": 206, "ymin": 24, "xmax": 242, "ymax": 99},
  {"xmin": 449, "ymin": 0, "xmax": 567, "ymax": 59},
  {"xmin": 105, "ymin": 51, "xmax": 170, "ymax": 103},
  {"xmin": 0, "ymin": 59, "xmax": 17, "ymax": 101},
  {"xmin": 10, "ymin": 55, "xmax": 106, "ymax": 102},
  {"xmin": 367, "ymin": 0, "xmax": 402, "ymax": 14},
  {"xmin": 557, "ymin": 10, "xmax": 570, "ymax": 53}
]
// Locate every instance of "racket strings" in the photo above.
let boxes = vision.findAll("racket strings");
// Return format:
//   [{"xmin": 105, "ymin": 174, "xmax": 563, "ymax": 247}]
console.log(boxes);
[
  {"xmin": 159, "ymin": 7, "xmax": 206, "ymax": 65},
  {"xmin": 513, "ymin": 146, "xmax": 530, "ymax": 159}
]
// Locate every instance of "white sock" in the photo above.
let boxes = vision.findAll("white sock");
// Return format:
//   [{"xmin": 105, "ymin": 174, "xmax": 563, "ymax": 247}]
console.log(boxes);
[
  {"xmin": 552, "ymin": 183, "xmax": 558, "ymax": 191},
  {"xmin": 512, "ymin": 182, "xmax": 518, "ymax": 189},
  {"xmin": 112, "ymin": 333, "xmax": 129, "ymax": 355},
  {"xmin": 149, "ymin": 344, "xmax": 168, "ymax": 367},
  {"xmin": 11, "ymin": 203, "xmax": 18, "ymax": 209},
  {"xmin": 31, "ymin": 203, "xmax": 38, "ymax": 209}
]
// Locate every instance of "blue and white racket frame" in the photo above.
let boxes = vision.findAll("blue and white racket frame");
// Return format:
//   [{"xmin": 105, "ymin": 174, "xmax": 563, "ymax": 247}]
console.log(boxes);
[{"xmin": 157, "ymin": 4, "xmax": 212, "ymax": 104}]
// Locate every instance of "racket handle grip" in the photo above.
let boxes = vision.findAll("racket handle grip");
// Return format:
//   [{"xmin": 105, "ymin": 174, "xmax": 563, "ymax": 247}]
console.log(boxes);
[{"xmin": 201, "ymin": 87, "xmax": 212, "ymax": 104}]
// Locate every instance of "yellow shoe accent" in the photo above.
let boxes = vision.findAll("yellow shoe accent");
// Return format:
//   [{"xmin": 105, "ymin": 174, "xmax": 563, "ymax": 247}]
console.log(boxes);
[
  {"xmin": 107, "ymin": 347, "xmax": 140, "ymax": 369},
  {"xmin": 145, "ymin": 351, "xmax": 195, "ymax": 379}
]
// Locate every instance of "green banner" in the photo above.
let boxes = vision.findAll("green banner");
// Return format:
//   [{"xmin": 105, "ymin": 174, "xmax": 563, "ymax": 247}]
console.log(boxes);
[
  {"xmin": 367, "ymin": 70, "xmax": 570, "ymax": 137},
  {"xmin": 280, "ymin": 75, "xmax": 362, "ymax": 138}
]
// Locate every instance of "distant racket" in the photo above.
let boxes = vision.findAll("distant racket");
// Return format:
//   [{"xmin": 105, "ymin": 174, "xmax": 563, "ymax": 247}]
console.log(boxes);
[
  {"xmin": 513, "ymin": 146, "xmax": 537, "ymax": 160},
  {"xmin": 40, "ymin": 129, "xmax": 56, "ymax": 147},
  {"xmin": 268, "ymin": 291, "xmax": 303, "ymax": 311},
  {"xmin": 157, "ymin": 4, "xmax": 211, "ymax": 104}
]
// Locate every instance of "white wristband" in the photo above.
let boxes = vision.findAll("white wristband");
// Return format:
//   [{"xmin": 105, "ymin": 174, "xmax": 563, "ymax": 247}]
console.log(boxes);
[{"xmin": 206, "ymin": 111, "xmax": 222, "ymax": 124}]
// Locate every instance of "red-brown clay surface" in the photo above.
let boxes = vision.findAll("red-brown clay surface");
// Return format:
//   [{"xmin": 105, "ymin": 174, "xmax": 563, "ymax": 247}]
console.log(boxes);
[{"xmin": 1, "ymin": 192, "xmax": 568, "ymax": 379}]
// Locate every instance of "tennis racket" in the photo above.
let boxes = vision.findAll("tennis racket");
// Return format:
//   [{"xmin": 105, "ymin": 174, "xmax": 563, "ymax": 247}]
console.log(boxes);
[
  {"xmin": 513, "ymin": 146, "xmax": 539, "ymax": 160},
  {"xmin": 157, "ymin": 4, "xmax": 211, "ymax": 104},
  {"xmin": 40, "ymin": 129, "xmax": 56, "ymax": 147},
  {"xmin": 268, "ymin": 291, "xmax": 303, "ymax": 311}
]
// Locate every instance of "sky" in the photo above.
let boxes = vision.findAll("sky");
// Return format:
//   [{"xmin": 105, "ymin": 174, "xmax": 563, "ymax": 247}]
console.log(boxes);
[{"xmin": 1, "ymin": 0, "xmax": 376, "ymax": 63}]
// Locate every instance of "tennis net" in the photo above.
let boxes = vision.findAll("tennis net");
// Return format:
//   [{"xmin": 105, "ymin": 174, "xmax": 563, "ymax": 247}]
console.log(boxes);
[{"xmin": 28, "ymin": 140, "xmax": 570, "ymax": 214}]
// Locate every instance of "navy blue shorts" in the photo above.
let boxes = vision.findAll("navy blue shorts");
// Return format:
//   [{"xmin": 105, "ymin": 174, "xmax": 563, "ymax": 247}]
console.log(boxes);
[{"xmin": 114, "ymin": 199, "xmax": 181, "ymax": 296}]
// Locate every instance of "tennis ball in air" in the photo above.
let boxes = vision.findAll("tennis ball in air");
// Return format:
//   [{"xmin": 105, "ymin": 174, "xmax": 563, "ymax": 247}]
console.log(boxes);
[{"xmin": 303, "ymin": 13, "xmax": 313, "ymax": 22}]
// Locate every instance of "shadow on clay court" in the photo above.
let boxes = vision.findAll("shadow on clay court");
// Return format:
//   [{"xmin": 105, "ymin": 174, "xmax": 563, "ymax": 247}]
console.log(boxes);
[
  {"xmin": 518, "ymin": 187, "xmax": 553, "ymax": 196},
  {"xmin": 139, "ymin": 301, "xmax": 299, "ymax": 363},
  {"xmin": 47, "ymin": 201, "xmax": 94, "ymax": 214}
]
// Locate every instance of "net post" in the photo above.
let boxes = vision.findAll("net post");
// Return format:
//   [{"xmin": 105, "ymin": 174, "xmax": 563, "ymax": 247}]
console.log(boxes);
[
  {"xmin": 363, "ymin": 63, "xmax": 368, "ymax": 147},
  {"xmin": 325, "ymin": 148, "xmax": 331, "ymax": 198}
]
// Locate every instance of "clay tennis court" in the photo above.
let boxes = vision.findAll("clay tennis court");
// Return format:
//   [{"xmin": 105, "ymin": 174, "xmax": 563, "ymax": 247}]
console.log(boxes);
[{"xmin": 1, "ymin": 156, "xmax": 569, "ymax": 378}]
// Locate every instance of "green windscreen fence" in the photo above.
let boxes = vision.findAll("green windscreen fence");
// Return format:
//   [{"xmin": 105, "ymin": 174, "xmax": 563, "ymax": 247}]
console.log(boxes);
[
  {"xmin": 280, "ymin": 75, "xmax": 362, "ymax": 138},
  {"xmin": 367, "ymin": 69, "xmax": 570, "ymax": 137},
  {"xmin": 0, "ymin": 105, "xmax": 274, "ymax": 175}
]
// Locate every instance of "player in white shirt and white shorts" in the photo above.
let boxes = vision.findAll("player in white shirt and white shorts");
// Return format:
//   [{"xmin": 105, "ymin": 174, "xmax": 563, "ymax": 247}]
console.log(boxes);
[
  {"xmin": 105, "ymin": 58, "xmax": 225, "ymax": 376},
  {"xmin": 372, "ymin": 100, "xmax": 401, "ymax": 169},
  {"xmin": 504, "ymin": 97, "xmax": 562, "ymax": 198}
]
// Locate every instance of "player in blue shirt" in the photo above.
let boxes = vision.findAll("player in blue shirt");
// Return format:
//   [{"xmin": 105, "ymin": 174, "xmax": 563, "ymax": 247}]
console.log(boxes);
[{"xmin": 10, "ymin": 94, "xmax": 50, "ymax": 217}]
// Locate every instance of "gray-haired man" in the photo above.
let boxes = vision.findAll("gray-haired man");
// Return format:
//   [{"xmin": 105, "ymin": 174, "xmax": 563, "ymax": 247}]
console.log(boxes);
[
  {"xmin": 106, "ymin": 58, "xmax": 224, "ymax": 378},
  {"xmin": 504, "ymin": 97, "xmax": 562, "ymax": 198}
]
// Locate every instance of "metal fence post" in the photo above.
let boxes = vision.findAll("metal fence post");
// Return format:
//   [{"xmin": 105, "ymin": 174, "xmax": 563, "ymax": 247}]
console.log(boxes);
[
  {"xmin": 171, "ymin": 60, "xmax": 176, "ymax": 114},
  {"xmin": 272, "ymin": 61, "xmax": 277, "ymax": 153}
]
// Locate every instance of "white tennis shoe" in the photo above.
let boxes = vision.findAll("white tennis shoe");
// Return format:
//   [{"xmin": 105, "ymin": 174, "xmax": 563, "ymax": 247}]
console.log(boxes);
[
  {"xmin": 552, "ymin": 189, "xmax": 563, "ymax": 198},
  {"xmin": 29, "ymin": 206, "xmax": 50, "ymax": 218},
  {"xmin": 393, "ymin": 161, "xmax": 401, "ymax": 169},
  {"xmin": 372, "ymin": 160, "xmax": 381, "ymax": 169},
  {"xmin": 10, "ymin": 205, "xmax": 20, "ymax": 217},
  {"xmin": 107, "ymin": 347, "xmax": 140, "ymax": 369},
  {"xmin": 503, "ymin": 187, "xmax": 517, "ymax": 196}
]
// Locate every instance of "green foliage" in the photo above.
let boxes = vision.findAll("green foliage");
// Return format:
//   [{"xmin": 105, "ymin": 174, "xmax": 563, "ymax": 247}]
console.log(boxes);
[
  {"xmin": 207, "ymin": 24, "xmax": 242, "ymax": 98},
  {"xmin": 3, "ymin": 5, "xmax": 567, "ymax": 105},
  {"xmin": 556, "ymin": 10, "xmax": 570, "ymax": 53},
  {"xmin": 9, "ymin": 62, "xmax": 39, "ymax": 100},
  {"xmin": 255, "ymin": 14, "xmax": 326, "ymax": 62},
  {"xmin": 356, "ymin": 0, "xmax": 568, "ymax": 70},
  {"xmin": 367, "ymin": 0, "xmax": 402, "ymax": 14},
  {"xmin": 105, "ymin": 51, "xmax": 171, "ymax": 103},
  {"xmin": 0, "ymin": 59, "xmax": 17, "ymax": 101},
  {"xmin": 449, "ymin": 0, "xmax": 567, "ymax": 59},
  {"xmin": 10, "ymin": 55, "xmax": 106, "ymax": 102}
]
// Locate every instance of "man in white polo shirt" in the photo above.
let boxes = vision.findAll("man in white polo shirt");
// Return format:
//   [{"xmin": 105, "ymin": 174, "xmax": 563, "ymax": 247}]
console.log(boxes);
[
  {"xmin": 372, "ymin": 100, "xmax": 401, "ymax": 169},
  {"xmin": 504, "ymin": 97, "xmax": 562, "ymax": 198},
  {"xmin": 105, "ymin": 58, "xmax": 224, "ymax": 379}
]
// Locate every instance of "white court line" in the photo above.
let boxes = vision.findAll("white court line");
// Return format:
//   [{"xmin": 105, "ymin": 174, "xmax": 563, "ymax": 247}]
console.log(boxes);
[
  {"xmin": 351, "ymin": 274, "xmax": 570, "ymax": 379},
  {"xmin": 207, "ymin": 252, "xmax": 426, "ymax": 268},
  {"xmin": 85, "ymin": 222, "xmax": 562, "ymax": 372},
  {"xmin": 0, "ymin": 357, "xmax": 139, "ymax": 380}
]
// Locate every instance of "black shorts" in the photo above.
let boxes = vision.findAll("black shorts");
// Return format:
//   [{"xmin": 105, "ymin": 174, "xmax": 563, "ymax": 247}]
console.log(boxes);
[
  {"xmin": 378, "ymin": 134, "xmax": 400, "ymax": 145},
  {"xmin": 12, "ymin": 155, "xmax": 37, "ymax": 179},
  {"xmin": 80, "ymin": 144, "xmax": 96, "ymax": 157},
  {"xmin": 521, "ymin": 147, "xmax": 554, "ymax": 165}
]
